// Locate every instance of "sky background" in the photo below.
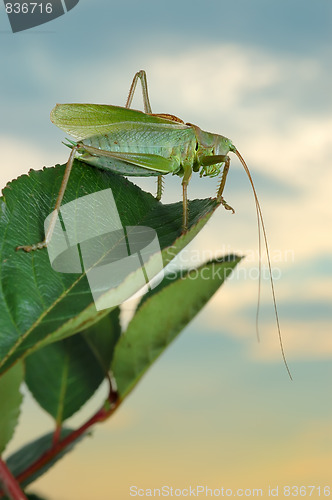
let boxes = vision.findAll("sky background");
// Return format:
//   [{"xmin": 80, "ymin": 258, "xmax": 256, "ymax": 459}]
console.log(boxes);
[{"xmin": 1, "ymin": 0, "xmax": 332, "ymax": 498}]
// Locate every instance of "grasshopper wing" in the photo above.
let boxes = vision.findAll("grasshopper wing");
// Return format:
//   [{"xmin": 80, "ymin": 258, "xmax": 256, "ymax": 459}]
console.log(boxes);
[
  {"xmin": 79, "ymin": 146, "xmax": 180, "ymax": 176},
  {"xmin": 51, "ymin": 104, "xmax": 179, "ymax": 141}
]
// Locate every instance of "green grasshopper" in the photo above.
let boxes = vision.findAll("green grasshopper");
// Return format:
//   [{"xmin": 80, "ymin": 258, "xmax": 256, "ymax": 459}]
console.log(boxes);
[
  {"xmin": 16, "ymin": 70, "xmax": 291, "ymax": 378},
  {"xmin": 17, "ymin": 70, "xmax": 241, "ymax": 252}
]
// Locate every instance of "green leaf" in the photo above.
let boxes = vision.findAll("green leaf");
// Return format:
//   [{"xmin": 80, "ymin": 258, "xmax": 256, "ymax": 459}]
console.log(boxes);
[
  {"xmin": 0, "ymin": 160, "xmax": 219, "ymax": 374},
  {"xmin": 112, "ymin": 255, "xmax": 241, "ymax": 398},
  {"xmin": 6, "ymin": 428, "xmax": 86, "ymax": 489},
  {"xmin": 0, "ymin": 362, "xmax": 24, "ymax": 454},
  {"xmin": 25, "ymin": 309, "xmax": 121, "ymax": 422}
]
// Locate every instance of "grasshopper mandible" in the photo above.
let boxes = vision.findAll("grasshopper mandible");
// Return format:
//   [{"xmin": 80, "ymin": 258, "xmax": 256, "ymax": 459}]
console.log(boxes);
[{"xmin": 16, "ymin": 70, "xmax": 291, "ymax": 378}]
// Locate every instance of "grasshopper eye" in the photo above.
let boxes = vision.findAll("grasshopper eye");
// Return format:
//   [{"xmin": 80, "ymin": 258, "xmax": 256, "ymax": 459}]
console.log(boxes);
[{"xmin": 214, "ymin": 136, "xmax": 234, "ymax": 155}]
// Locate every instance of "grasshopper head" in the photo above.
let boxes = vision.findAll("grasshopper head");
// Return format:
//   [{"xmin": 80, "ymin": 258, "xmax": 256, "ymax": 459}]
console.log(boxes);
[
  {"xmin": 195, "ymin": 131, "xmax": 235, "ymax": 177},
  {"xmin": 214, "ymin": 134, "xmax": 235, "ymax": 156},
  {"xmin": 203, "ymin": 134, "xmax": 235, "ymax": 176}
]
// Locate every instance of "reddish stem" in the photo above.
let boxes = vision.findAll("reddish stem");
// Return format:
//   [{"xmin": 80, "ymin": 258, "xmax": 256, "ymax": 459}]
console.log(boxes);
[
  {"xmin": 0, "ymin": 387, "xmax": 120, "ymax": 499},
  {"xmin": 18, "ymin": 390, "xmax": 120, "ymax": 486},
  {"xmin": 0, "ymin": 458, "xmax": 28, "ymax": 500},
  {"xmin": 52, "ymin": 424, "xmax": 62, "ymax": 447}
]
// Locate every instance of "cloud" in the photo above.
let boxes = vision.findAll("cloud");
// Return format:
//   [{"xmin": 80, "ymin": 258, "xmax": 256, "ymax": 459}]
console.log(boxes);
[
  {"xmin": 1, "ymin": 42, "xmax": 329, "ymax": 363},
  {"xmin": 0, "ymin": 135, "xmax": 67, "ymax": 191},
  {"xmin": 0, "ymin": 136, "xmax": 46, "ymax": 190}
]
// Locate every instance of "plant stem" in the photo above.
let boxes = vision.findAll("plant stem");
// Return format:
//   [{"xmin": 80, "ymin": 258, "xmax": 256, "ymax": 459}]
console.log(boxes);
[
  {"xmin": 52, "ymin": 424, "xmax": 62, "ymax": 447},
  {"xmin": 0, "ymin": 458, "xmax": 28, "ymax": 500},
  {"xmin": 0, "ymin": 386, "xmax": 120, "ymax": 499}
]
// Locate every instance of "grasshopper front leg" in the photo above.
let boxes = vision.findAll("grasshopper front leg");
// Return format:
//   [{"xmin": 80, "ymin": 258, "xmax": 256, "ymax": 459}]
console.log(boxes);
[
  {"xmin": 216, "ymin": 156, "xmax": 235, "ymax": 213},
  {"xmin": 16, "ymin": 145, "xmax": 78, "ymax": 252},
  {"xmin": 198, "ymin": 154, "xmax": 235, "ymax": 213}
]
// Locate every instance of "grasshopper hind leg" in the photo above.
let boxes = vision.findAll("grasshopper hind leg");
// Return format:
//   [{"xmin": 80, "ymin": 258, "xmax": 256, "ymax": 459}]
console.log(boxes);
[
  {"xmin": 126, "ymin": 73, "xmax": 165, "ymax": 203},
  {"xmin": 16, "ymin": 146, "xmax": 78, "ymax": 252},
  {"xmin": 125, "ymin": 70, "xmax": 152, "ymax": 114}
]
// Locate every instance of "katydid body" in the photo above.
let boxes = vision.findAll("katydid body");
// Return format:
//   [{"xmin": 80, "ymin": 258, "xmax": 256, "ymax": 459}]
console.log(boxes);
[
  {"xmin": 54, "ymin": 106, "xmax": 234, "ymax": 181},
  {"xmin": 17, "ymin": 70, "xmax": 236, "ymax": 251},
  {"xmin": 15, "ymin": 70, "xmax": 292, "ymax": 378}
]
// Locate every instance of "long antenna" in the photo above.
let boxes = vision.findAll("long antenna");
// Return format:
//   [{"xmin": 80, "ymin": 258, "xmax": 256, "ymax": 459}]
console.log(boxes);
[{"xmin": 233, "ymin": 148, "xmax": 292, "ymax": 380}]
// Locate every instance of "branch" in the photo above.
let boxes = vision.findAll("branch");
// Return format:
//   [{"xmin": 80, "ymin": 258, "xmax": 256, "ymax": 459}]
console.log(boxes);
[
  {"xmin": 0, "ymin": 458, "xmax": 28, "ymax": 500},
  {"xmin": 0, "ymin": 385, "xmax": 120, "ymax": 499}
]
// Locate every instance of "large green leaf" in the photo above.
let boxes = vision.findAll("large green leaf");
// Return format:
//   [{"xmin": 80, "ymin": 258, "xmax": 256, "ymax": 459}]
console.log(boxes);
[
  {"xmin": 25, "ymin": 309, "xmax": 121, "ymax": 422},
  {"xmin": 5, "ymin": 428, "xmax": 86, "ymax": 489},
  {"xmin": 0, "ymin": 362, "xmax": 24, "ymax": 454},
  {"xmin": 0, "ymin": 160, "xmax": 219, "ymax": 374},
  {"xmin": 112, "ymin": 256, "xmax": 241, "ymax": 398}
]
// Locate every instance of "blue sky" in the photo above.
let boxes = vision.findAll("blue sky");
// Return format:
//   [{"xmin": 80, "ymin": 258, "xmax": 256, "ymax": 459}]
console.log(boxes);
[{"xmin": 1, "ymin": 0, "xmax": 332, "ymax": 498}]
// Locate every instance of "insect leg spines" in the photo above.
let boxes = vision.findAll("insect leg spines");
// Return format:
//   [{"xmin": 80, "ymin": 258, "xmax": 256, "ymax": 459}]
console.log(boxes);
[
  {"xmin": 216, "ymin": 156, "xmax": 230, "ymax": 197},
  {"xmin": 216, "ymin": 156, "xmax": 235, "ymax": 213},
  {"xmin": 181, "ymin": 163, "xmax": 193, "ymax": 232},
  {"xmin": 126, "ymin": 70, "xmax": 152, "ymax": 114},
  {"xmin": 195, "ymin": 152, "xmax": 235, "ymax": 212},
  {"xmin": 156, "ymin": 175, "xmax": 164, "ymax": 201},
  {"xmin": 182, "ymin": 183, "xmax": 188, "ymax": 232}
]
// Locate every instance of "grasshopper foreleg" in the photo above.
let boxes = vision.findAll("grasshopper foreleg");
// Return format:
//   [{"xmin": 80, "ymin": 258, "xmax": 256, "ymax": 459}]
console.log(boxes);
[{"xmin": 216, "ymin": 156, "xmax": 235, "ymax": 213}]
